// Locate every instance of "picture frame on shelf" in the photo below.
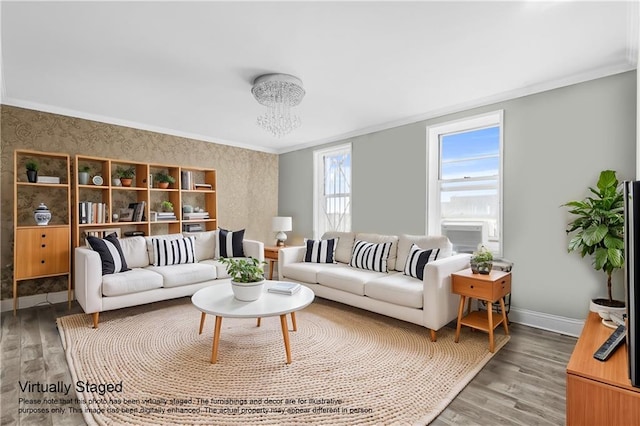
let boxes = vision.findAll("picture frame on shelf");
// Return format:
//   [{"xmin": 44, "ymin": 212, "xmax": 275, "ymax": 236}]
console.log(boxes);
[{"xmin": 118, "ymin": 208, "xmax": 134, "ymax": 222}]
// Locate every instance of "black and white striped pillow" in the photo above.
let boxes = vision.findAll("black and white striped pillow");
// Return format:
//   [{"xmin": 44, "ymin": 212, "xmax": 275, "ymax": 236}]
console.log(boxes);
[
  {"xmin": 87, "ymin": 233, "xmax": 130, "ymax": 275},
  {"xmin": 404, "ymin": 244, "xmax": 440, "ymax": 280},
  {"xmin": 349, "ymin": 240, "xmax": 392, "ymax": 272},
  {"xmin": 304, "ymin": 238, "xmax": 337, "ymax": 263},
  {"xmin": 152, "ymin": 236, "xmax": 197, "ymax": 266},
  {"xmin": 217, "ymin": 228, "xmax": 245, "ymax": 258}
]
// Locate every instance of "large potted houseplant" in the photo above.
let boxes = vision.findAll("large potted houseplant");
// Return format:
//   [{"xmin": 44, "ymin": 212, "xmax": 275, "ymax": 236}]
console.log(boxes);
[
  {"xmin": 219, "ymin": 257, "xmax": 266, "ymax": 301},
  {"xmin": 564, "ymin": 170, "xmax": 625, "ymax": 317}
]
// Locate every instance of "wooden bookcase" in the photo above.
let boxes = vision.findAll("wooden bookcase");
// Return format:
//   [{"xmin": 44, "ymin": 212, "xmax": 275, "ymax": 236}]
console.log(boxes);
[
  {"xmin": 73, "ymin": 156, "xmax": 217, "ymax": 248},
  {"xmin": 566, "ymin": 312, "xmax": 640, "ymax": 425},
  {"xmin": 13, "ymin": 149, "xmax": 71, "ymax": 314}
]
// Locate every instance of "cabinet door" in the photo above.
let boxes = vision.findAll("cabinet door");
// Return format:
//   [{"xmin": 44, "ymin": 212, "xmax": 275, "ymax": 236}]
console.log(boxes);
[{"xmin": 15, "ymin": 228, "xmax": 70, "ymax": 279}]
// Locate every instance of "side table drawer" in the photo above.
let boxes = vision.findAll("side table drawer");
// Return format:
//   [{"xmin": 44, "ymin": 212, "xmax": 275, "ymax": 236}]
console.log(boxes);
[
  {"xmin": 493, "ymin": 274, "xmax": 511, "ymax": 300},
  {"xmin": 452, "ymin": 275, "xmax": 494, "ymax": 300}
]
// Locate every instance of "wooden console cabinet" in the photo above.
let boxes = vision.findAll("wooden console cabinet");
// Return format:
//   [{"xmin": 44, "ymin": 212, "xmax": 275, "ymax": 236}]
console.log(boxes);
[{"xmin": 566, "ymin": 312, "xmax": 640, "ymax": 425}]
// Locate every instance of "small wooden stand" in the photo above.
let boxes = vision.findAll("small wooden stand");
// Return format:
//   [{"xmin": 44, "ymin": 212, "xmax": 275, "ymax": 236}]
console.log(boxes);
[
  {"xmin": 451, "ymin": 269, "xmax": 511, "ymax": 352},
  {"xmin": 264, "ymin": 246, "xmax": 284, "ymax": 280}
]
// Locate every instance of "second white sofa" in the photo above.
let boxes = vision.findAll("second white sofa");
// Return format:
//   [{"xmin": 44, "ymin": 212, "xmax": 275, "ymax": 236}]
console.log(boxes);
[{"xmin": 279, "ymin": 232, "xmax": 470, "ymax": 341}]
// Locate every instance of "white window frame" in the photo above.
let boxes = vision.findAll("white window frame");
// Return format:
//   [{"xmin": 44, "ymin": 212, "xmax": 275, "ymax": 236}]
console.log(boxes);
[
  {"xmin": 426, "ymin": 110, "xmax": 504, "ymax": 256},
  {"xmin": 313, "ymin": 143, "xmax": 352, "ymax": 240}
]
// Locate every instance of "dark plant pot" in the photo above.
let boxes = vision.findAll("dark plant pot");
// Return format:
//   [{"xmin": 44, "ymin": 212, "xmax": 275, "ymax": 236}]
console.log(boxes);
[{"xmin": 26, "ymin": 170, "xmax": 37, "ymax": 183}]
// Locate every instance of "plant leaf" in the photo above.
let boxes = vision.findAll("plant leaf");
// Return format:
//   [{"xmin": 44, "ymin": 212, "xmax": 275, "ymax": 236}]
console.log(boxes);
[
  {"xmin": 594, "ymin": 247, "xmax": 608, "ymax": 270},
  {"xmin": 603, "ymin": 233, "xmax": 624, "ymax": 249},
  {"xmin": 582, "ymin": 224, "xmax": 608, "ymax": 246},
  {"xmin": 597, "ymin": 170, "xmax": 618, "ymax": 191}
]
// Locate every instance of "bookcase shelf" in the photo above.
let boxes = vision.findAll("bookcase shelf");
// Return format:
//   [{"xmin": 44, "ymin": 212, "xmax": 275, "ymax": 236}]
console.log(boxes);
[
  {"xmin": 13, "ymin": 149, "xmax": 72, "ymax": 315},
  {"xmin": 73, "ymin": 156, "xmax": 217, "ymax": 248}
]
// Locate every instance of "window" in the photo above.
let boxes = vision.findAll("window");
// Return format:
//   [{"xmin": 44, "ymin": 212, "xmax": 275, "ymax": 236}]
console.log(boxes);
[
  {"xmin": 427, "ymin": 111, "xmax": 503, "ymax": 255},
  {"xmin": 313, "ymin": 144, "xmax": 351, "ymax": 239}
]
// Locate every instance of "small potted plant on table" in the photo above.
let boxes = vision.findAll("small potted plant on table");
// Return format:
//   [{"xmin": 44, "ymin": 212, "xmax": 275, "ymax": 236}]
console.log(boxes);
[
  {"xmin": 470, "ymin": 245, "xmax": 493, "ymax": 274},
  {"xmin": 116, "ymin": 166, "xmax": 135, "ymax": 187},
  {"xmin": 154, "ymin": 172, "xmax": 175, "ymax": 189},
  {"xmin": 26, "ymin": 160, "xmax": 39, "ymax": 183},
  {"xmin": 219, "ymin": 257, "xmax": 267, "ymax": 301}
]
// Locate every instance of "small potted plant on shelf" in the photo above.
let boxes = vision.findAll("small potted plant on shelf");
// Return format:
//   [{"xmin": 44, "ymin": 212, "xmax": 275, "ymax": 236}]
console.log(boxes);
[
  {"xmin": 154, "ymin": 172, "xmax": 175, "ymax": 189},
  {"xmin": 115, "ymin": 166, "xmax": 135, "ymax": 187},
  {"xmin": 160, "ymin": 200, "xmax": 173, "ymax": 212},
  {"xmin": 564, "ymin": 169, "xmax": 625, "ymax": 318},
  {"xmin": 26, "ymin": 160, "xmax": 39, "ymax": 183},
  {"xmin": 470, "ymin": 245, "xmax": 493, "ymax": 275},
  {"xmin": 219, "ymin": 257, "xmax": 267, "ymax": 301},
  {"xmin": 78, "ymin": 165, "xmax": 91, "ymax": 185}
]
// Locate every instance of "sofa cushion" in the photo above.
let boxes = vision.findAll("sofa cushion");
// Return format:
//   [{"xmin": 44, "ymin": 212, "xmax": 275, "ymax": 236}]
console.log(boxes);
[
  {"xmin": 147, "ymin": 263, "xmax": 217, "ymax": 288},
  {"xmin": 87, "ymin": 233, "xmax": 131, "ymax": 275},
  {"xmin": 118, "ymin": 236, "xmax": 149, "ymax": 268},
  {"xmin": 183, "ymin": 230, "xmax": 217, "ymax": 261},
  {"xmin": 152, "ymin": 236, "xmax": 197, "ymax": 266},
  {"xmin": 355, "ymin": 233, "xmax": 399, "ymax": 270},
  {"xmin": 317, "ymin": 266, "xmax": 388, "ymax": 296},
  {"xmin": 396, "ymin": 235, "xmax": 453, "ymax": 272},
  {"xmin": 217, "ymin": 228, "xmax": 245, "ymax": 258},
  {"xmin": 102, "ymin": 268, "xmax": 163, "ymax": 297},
  {"xmin": 145, "ymin": 233, "xmax": 184, "ymax": 264},
  {"xmin": 364, "ymin": 274, "xmax": 424, "ymax": 309},
  {"xmin": 350, "ymin": 240, "xmax": 392, "ymax": 272},
  {"xmin": 403, "ymin": 244, "xmax": 440, "ymax": 280},
  {"xmin": 304, "ymin": 238, "xmax": 337, "ymax": 263},
  {"xmin": 281, "ymin": 262, "xmax": 343, "ymax": 284},
  {"xmin": 321, "ymin": 231, "xmax": 355, "ymax": 264}
]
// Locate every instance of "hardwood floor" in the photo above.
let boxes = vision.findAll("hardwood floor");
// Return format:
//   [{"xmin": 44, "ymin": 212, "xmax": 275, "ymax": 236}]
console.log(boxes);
[{"xmin": 1, "ymin": 301, "xmax": 577, "ymax": 425}]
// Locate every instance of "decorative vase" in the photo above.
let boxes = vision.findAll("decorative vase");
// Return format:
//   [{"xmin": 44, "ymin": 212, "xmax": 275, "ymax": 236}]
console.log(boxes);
[
  {"xmin": 26, "ymin": 170, "xmax": 38, "ymax": 183},
  {"xmin": 78, "ymin": 172, "xmax": 90, "ymax": 185},
  {"xmin": 34, "ymin": 203, "xmax": 51, "ymax": 226},
  {"xmin": 120, "ymin": 178, "xmax": 133, "ymax": 187},
  {"xmin": 231, "ymin": 280, "xmax": 265, "ymax": 301},
  {"xmin": 477, "ymin": 261, "xmax": 493, "ymax": 275},
  {"xmin": 112, "ymin": 178, "xmax": 121, "ymax": 186}
]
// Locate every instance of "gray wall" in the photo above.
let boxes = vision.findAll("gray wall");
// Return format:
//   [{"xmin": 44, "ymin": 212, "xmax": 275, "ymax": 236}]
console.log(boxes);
[{"xmin": 279, "ymin": 71, "xmax": 637, "ymax": 320}]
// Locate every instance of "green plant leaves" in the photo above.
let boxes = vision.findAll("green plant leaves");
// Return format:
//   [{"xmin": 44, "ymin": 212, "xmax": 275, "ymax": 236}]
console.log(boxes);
[
  {"xmin": 582, "ymin": 224, "xmax": 608, "ymax": 245},
  {"xmin": 597, "ymin": 170, "xmax": 618, "ymax": 191}
]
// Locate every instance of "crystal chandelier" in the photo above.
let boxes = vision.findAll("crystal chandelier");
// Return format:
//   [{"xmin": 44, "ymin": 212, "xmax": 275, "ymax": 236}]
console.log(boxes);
[{"xmin": 251, "ymin": 73, "xmax": 305, "ymax": 138}]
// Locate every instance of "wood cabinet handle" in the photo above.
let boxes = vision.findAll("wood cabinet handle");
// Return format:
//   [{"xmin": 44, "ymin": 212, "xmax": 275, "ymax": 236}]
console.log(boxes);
[
  {"xmin": 41, "ymin": 244, "xmax": 46, "ymax": 248},
  {"xmin": 470, "ymin": 285, "xmax": 474, "ymax": 289},
  {"xmin": 41, "ymin": 260, "xmax": 45, "ymax": 264},
  {"xmin": 41, "ymin": 234, "xmax": 46, "ymax": 238},
  {"xmin": 501, "ymin": 280, "xmax": 506, "ymax": 284}
]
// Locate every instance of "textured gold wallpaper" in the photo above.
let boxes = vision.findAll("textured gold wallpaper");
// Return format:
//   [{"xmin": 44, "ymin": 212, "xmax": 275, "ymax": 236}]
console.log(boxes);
[{"xmin": 1, "ymin": 105, "xmax": 278, "ymax": 299}]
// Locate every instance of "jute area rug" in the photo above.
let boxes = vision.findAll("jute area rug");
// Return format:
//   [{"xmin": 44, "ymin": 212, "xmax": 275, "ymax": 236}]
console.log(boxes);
[{"xmin": 57, "ymin": 297, "xmax": 509, "ymax": 425}]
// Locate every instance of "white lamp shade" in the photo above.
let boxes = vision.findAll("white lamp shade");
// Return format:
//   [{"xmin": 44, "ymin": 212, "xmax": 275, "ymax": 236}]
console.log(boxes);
[{"xmin": 272, "ymin": 216, "xmax": 292, "ymax": 232}]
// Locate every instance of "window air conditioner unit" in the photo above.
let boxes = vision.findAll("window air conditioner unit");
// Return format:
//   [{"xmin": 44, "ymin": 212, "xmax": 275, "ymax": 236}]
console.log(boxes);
[{"xmin": 441, "ymin": 222, "xmax": 487, "ymax": 254}]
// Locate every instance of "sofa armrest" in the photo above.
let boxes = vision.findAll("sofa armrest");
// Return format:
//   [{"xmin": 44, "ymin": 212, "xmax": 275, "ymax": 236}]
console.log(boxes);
[
  {"xmin": 243, "ymin": 239, "xmax": 265, "ymax": 262},
  {"xmin": 74, "ymin": 247, "xmax": 104, "ymax": 314},
  {"xmin": 278, "ymin": 246, "xmax": 306, "ymax": 280},
  {"xmin": 422, "ymin": 253, "xmax": 471, "ymax": 331}
]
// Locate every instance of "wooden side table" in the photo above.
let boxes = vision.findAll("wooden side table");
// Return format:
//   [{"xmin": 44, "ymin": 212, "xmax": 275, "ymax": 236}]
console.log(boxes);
[
  {"xmin": 264, "ymin": 246, "xmax": 284, "ymax": 280},
  {"xmin": 451, "ymin": 268, "xmax": 511, "ymax": 352}
]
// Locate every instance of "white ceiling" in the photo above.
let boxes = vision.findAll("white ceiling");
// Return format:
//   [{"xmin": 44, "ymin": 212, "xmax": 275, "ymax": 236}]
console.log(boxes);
[{"xmin": 1, "ymin": 1, "xmax": 638, "ymax": 154}]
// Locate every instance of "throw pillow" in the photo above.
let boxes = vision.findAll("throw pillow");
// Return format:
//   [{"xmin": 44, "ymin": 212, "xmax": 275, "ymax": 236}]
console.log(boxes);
[
  {"xmin": 87, "ymin": 233, "xmax": 131, "ymax": 275},
  {"xmin": 217, "ymin": 228, "xmax": 245, "ymax": 258},
  {"xmin": 349, "ymin": 240, "xmax": 392, "ymax": 272},
  {"xmin": 304, "ymin": 238, "xmax": 337, "ymax": 263},
  {"xmin": 152, "ymin": 236, "xmax": 197, "ymax": 266},
  {"xmin": 403, "ymin": 244, "xmax": 440, "ymax": 280}
]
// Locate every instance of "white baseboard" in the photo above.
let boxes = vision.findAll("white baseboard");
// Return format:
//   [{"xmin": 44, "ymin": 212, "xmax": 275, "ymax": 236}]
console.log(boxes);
[
  {"xmin": 1, "ymin": 290, "xmax": 71, "ymax": 313},
  {"xmin": 509, "ymin": 306, "xmax": 584, "ymax": 337}
]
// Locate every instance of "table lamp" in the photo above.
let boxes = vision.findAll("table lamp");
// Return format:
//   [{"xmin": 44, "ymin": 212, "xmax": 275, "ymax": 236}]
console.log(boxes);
[{"xmin": 272, "ymin": 216, "xmax": 292, "ymax": 246}]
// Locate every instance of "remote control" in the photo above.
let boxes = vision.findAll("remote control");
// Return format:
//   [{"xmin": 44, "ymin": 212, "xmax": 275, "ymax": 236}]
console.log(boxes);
[{"xmin": 593, "ymin": 324, "xmax": 626, "ymax": 362}]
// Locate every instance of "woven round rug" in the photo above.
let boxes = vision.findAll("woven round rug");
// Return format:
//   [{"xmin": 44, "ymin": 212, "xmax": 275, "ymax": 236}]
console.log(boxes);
[{"xmin": 57, "ymin": 297, "xmax": 509, "ymax": 425}]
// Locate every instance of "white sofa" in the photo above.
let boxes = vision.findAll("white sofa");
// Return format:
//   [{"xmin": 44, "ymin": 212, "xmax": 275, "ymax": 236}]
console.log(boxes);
[
  {"xmin": 75, "ymin": 231, "xmax": 264, "ymax": 327},
  {"xmin": 278, "ymin": 232, "xmax": 470, "ymax": 341}
]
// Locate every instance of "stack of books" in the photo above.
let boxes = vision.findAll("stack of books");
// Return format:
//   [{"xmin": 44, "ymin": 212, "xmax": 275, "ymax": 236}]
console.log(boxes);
[
  {"xmin": 156, "ymin": 211, "xmax": 177, "ymax": 221},
  {"xmin": 268, "ymin": 282, "xmax": 301, "ymax": 295},
  {"xmin": 183, "ymin": 212, "xmax": 209, "ymax": 220},
  {"xmin": 194, "ymin": 183, "xmax": 213, "ymax": 190}
]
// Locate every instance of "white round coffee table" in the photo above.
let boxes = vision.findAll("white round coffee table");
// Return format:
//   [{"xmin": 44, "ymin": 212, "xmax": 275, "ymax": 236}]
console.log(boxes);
[{"xmin": 191, "ymin": 281, "xmax": 314, "ymax": 364}]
